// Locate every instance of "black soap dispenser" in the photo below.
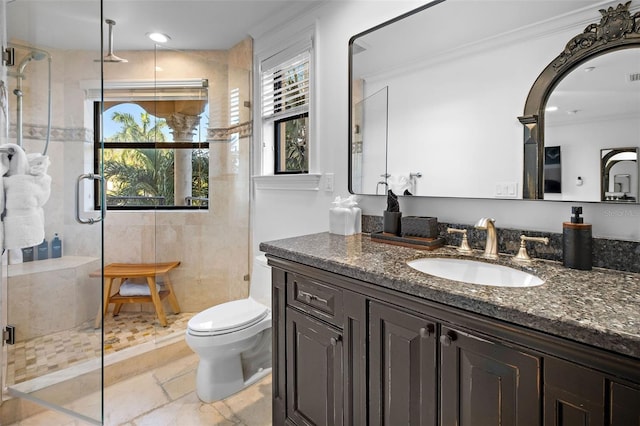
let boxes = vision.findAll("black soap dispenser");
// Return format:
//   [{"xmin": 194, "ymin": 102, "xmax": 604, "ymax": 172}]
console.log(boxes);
[{"xmin": 562, "ymin": 206, "xmax": 592, "ymax": 270}]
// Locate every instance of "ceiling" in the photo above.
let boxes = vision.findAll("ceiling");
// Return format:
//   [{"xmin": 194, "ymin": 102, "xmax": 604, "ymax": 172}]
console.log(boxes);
[{"xmin": 6, "ymin": 0, "xmax": 324, "ymax": 51}]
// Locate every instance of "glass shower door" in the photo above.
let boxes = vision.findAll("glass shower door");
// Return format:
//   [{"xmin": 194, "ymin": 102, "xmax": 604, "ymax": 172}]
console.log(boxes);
[{"xmin": 2, "ymin": 0, "xmax": 104, "ymax": 423}]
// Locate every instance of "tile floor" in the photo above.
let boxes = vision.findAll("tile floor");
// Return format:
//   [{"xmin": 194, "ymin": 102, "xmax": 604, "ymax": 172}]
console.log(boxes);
[
  {"xmin": 7, "ymin": 312, "xmax": 194, "ymax": 385},
  {"xmin": 8, "ymin": 354, "xmax": 273, "ymax": 425}
]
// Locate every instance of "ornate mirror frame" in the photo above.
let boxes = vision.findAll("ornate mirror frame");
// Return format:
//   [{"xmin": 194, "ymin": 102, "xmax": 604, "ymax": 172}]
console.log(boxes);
[{"xmin": 519, "ymin": 1, "xmax": 640, "ymax": 199}]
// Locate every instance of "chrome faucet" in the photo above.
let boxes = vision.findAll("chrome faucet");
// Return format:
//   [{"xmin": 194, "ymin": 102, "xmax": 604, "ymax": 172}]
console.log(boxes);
[{"xmin": 475, "ymin": 217, "xmax": 498, "ymax": 259}]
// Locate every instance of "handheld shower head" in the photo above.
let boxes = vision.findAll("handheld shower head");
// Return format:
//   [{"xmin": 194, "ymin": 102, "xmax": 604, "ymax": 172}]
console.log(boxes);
[
  {"xmin": 17, "ymin": 50, "xmax": 48, "ymax": 74},
  {"xmin": 29, "ymin": 51, "xmax": 47, "ymax": 61}
]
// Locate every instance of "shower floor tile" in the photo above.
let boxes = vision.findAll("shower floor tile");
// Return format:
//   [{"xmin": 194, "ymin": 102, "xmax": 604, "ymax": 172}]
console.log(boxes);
[{"xmin": 6, "ymin": 311, "xmax": 195, "ymax": 386}]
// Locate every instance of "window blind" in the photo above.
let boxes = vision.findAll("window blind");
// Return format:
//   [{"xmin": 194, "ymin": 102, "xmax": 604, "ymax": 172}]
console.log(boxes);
[{"xmin": 261, "ymin": 51, "xmax": 310, "ymax": 120}]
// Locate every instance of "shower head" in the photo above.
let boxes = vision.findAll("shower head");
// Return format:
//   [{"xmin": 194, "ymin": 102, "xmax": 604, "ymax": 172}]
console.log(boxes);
[
  {"xmin": 97, "ymin": 18, "xmax": 128, "ymax": 63},
  {"xmin": 17, "ymin": 49, "xmax": 49, "ymax": 74}
]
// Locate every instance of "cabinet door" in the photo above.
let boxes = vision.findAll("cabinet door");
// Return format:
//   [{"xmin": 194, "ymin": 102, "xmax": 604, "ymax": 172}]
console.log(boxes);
[
  {"xmin": 610, "ymin": 382, "xmax": 640, "ymax": 426},
  {"xmin": 441, "ymin": 325, "xmax": 541, "ymax": 426},
  {"xmin": 286, "ymin": 307, "xmax": 343, "ymax": 426},
  {"xmin": 369, "ymin": 301, "xmax": 437, "ymax": 426},
  {"xmin": 544, "ymin": 357, "xmax": 605, "ymax": 426}
]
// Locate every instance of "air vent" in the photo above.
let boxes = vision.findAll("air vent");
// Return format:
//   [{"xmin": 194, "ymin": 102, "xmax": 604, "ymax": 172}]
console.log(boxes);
[{"xmin": 629, "ymin": 72, "xmax": 640, "ymax": 82}]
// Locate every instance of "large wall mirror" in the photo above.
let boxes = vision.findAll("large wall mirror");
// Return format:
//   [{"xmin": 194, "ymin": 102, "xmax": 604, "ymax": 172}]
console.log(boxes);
[{"xmin": 348, "ymin": 0, "xmax": 640, "ymax": 204}]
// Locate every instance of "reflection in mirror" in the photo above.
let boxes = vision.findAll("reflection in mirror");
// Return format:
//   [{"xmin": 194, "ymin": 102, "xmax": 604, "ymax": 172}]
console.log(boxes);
[
  {"xmin": 351, "ymin": 86, "xmax": 388, "ymax": 195},
  {"xmin": 601, "ymin": 148, "xmax": 639, "ymax": 202},
  {"xmin": 544, "ymin": 48, "xmax": 640, "ymax": 202},
  {"xmin": 521, "ymin": 1, "xmax": 640, "ymax": 201},
  {"xmin": 544, "ymin": 146, "xmax": 562, "ymax": 194},
  {"xmin": 350, "ymin": 0, "xmax": 640, "ymax": 203}
]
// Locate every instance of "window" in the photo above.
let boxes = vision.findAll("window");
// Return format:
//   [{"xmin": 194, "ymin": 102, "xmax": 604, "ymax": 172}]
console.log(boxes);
[
  {"xmin": 274, "ymin": 113, "xmax": 308, "ymax": 173},
  {"xmin": 94, "ymin": 83, "xmax": 209, "ymax": 210},
  {"xmin": 261, "ymin": 48, "xmax": 311, "ymax": 174}
]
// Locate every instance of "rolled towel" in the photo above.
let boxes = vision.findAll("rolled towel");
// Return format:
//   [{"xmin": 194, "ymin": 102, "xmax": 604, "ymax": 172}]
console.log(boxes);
[
  {"xmin": 3, "ymin": 143, "xmax": 29, "ymax": 176},
  {"xmin": 3, "ymin": 209, "xmax": 44, "ymax": 250},
  {"xmin": 0, "ymin": 150, "xmax": 10, "ymax": 253},
  {"xmin": 119, "ymin": 279, "xmax": 163, "ymax": 297},
  {"xmin": 27, "ymin": 153, "xmax": 50, "ymax": 176},
  {"xmin": 4, "ymin": 173, "xmax": 51, "ymax": 210},
  {"xmin": 3, "ymin": 172, "xmax": 51, "ymax": 249}
]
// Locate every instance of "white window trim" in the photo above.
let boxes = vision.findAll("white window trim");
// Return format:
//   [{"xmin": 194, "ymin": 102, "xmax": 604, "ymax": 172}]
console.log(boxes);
[
  {"xmin": 253, "ymin": 25, "xmax": 316, "ymax": 184},
  {"xmin": 252, "ymin": 173, "xmax": 321, "ymax": 191}
]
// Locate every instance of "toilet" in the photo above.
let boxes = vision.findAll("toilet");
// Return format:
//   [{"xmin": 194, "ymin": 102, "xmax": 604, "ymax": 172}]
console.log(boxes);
[{"xmin": 185, "ymin": 254, "xmax": 272, "ymax": 403}]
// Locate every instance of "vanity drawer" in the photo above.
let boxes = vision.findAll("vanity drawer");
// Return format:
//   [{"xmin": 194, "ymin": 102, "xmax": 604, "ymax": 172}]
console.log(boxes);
[{"xmin": 286, "ymin": 273, "xmax": 343, "ymax": 327}]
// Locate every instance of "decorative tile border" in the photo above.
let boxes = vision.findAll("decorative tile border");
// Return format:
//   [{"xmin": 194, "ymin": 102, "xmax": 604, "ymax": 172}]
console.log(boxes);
[
  {"xmin": 11, "ymin": 121, "xmax": 254, "ymax": 144},
  {"xmin": 9, "ymin": 123, "xmax": 92, "ymax": 142},
  {"xmin": 362, "ymin": 214, "xmax": 640, "ymax": 273},
  {"xmin": 207, "ymin": 121, "xmax": 252, "ymax": 142}
]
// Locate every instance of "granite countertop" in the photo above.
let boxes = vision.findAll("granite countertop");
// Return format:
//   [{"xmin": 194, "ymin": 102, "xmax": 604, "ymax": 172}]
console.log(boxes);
[{"xmin": 260, "ymin": 232, "xmax": 640, "ymax": 359}]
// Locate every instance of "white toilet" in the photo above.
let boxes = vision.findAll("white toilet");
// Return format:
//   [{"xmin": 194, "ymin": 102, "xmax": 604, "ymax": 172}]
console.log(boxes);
[{"xmin": 185, "ymin": 254, "xmax": 272, "ymax": 403}]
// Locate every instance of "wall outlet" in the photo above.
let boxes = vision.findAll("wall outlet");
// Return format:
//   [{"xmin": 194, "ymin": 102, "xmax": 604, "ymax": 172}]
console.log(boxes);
[
  {"xmin": 495, "ymin": 182, "xmax": 518, "ymax": 198},
  {"xmin": 324, "ymin": 173, "xmax": 334, "ymax": 192}
]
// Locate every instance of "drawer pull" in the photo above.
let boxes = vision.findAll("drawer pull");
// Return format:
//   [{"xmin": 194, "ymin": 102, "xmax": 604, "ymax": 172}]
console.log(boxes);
[
  {"xmin": 298, "ymin": 289, "xmax": 328, "ymax": 304},
  {"xmin": 419, "ymin": 324, "xmax": 435, "ymax": 338},
  {"xmin": 440, "ymin": 331, "xmax": 457, "ymax": 347}
]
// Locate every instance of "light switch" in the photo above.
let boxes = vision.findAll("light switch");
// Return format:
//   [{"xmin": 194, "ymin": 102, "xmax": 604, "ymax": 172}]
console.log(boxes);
[
  {"xmin": 324, "ymin": 173, "xmax": 334, "ymax": 192},
  {"xmin": 495, "ymin": 182, "xmax": 518, "ymax": 198}
]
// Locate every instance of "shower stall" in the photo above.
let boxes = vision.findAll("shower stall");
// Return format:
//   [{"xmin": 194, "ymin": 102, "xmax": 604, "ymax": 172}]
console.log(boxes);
[{"xmin": 1, "ymin": 1, "xmax": 253, "ymax": 424}]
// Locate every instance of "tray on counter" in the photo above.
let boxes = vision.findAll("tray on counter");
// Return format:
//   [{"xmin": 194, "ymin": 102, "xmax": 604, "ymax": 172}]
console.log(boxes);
[{"xmin": 370, "ymin": 231, "xmax": 444, "ymax": 250}]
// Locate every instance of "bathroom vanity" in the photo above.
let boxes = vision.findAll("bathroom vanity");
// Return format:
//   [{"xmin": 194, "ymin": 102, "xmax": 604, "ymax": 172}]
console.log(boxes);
[{"xmin": 260, "ymin": 233, "xmax": 640, "ymax": 426}]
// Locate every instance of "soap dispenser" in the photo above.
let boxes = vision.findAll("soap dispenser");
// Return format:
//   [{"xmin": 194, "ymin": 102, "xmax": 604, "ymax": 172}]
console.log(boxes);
[
  {"xmin": 37, "ymin": 238, "xmax": 49, "ymax": 260},
  {"xmin": 562, "ymin": 206, "xmax": 592, "ymax": 270},
  {"xmin": 51, "ymin": 234, "xmax": 62, "ymax": 258}
]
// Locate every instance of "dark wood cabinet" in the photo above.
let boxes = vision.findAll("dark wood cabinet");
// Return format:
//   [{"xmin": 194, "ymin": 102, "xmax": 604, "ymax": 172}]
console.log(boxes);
[
  {"xmin": 286, "ymin": 307, "xmax": 343, "ymax": 426},
  {"xmin": 544, "ymin": 357, "xmax": 640, "ymax": 426},
  {"xmin": 610, "ymin": 381, "xmax": 640, "ymax": 426},
  {"xmin": 440, "ymin": 325, "xmax": 541, "ymax": 426},
  {"xmin": 544, "ymin": 357, "xmax": 605, "ymax": 426},
  {"xmin": 368, "ymin": 301, "xmax": 437, "ymax": 426},
  {"xmin": 269, "ymin": 258, "xmax": 640, "ymax": 426}
]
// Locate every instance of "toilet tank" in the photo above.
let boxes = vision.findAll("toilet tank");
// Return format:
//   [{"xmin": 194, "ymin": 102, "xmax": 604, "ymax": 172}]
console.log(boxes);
[{"xmin": 249, "ymin": 254, "xmax": 271, "ymax": 307}]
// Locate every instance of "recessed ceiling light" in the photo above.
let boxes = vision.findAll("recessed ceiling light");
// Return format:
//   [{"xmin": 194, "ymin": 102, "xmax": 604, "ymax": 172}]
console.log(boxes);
[
  {"xmin": 545, "ymin": 106, "xmax": 558, "ymax": 112},
  {"xmin": 147, "ymin": 32, "xmax": 171, "ymax": 43}
]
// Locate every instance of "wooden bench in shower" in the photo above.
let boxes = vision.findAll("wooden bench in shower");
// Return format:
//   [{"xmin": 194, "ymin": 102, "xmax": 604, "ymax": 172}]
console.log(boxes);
[{"xmin": 92, "ymin": 261, "xmax": 181, "ymax": 328}]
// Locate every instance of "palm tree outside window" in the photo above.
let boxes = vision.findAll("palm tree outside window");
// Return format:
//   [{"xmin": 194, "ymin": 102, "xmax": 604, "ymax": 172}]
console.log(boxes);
[{"xmin": 94, "ymin": 101, "xmax": 209, "ymax": 209}]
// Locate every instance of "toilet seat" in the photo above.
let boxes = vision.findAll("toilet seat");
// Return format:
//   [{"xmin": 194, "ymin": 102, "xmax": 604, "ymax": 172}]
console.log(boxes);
[{"xmin": 187, "ymin": 298, "xmax": 269, "ymax": 336}]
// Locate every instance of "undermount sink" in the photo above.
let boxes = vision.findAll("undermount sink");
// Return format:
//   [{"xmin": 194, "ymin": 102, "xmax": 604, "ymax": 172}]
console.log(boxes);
[{"xmin": 407, "ymin": 257, "xmax": 544, "ymax": 287}]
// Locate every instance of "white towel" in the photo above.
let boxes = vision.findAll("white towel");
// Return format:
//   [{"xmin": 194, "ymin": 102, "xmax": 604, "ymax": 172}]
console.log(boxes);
[
  {"xmin": 0, "ymin": 146, "xmax": 11, "ymax": 253},
  {"xmin": 3, "ymin": 160, "xmax": 52, "ymax": 249},
  {"xmin": 119, "ymin": 279, "xmax": 163, "ymax": 297},
  {"xmin": 389, "ymin": 174, "xmax": 411, "ymax": 194},
  {"xmin": 26, "ymin": 153, "xmax": 50, "ymax": 176},
  {"xmin": 4, "ymin": 143, "xmax": 29, "ymax": 176}
]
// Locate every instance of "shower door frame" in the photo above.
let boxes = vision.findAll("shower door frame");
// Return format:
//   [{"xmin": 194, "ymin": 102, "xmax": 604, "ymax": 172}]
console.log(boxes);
[{"xmin": 0, "ymin": 0, "xmax": 105, "ymax": 423}]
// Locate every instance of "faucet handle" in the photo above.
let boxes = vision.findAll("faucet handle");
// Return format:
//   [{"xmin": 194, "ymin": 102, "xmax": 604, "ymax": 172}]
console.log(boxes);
[
  {"xmin": 447, "ymin": 228, "xmax": 473, "ymax": 253},
  {"xmin": 513, "ymin": 235, "xmax": 549, "ymax": 263}
]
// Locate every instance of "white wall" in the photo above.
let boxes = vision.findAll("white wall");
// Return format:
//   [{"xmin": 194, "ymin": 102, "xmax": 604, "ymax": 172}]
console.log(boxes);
[
  {"xmin": 252, "ymin": 0, "xmax": 640, "ymax": 251},
  {"xmin": 546, "ymin": 116, "xmax": 639, "ymax": 202},
  {"xmin": 367, "ymin": 31, "xmax": 566, "ymax": 198}
]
